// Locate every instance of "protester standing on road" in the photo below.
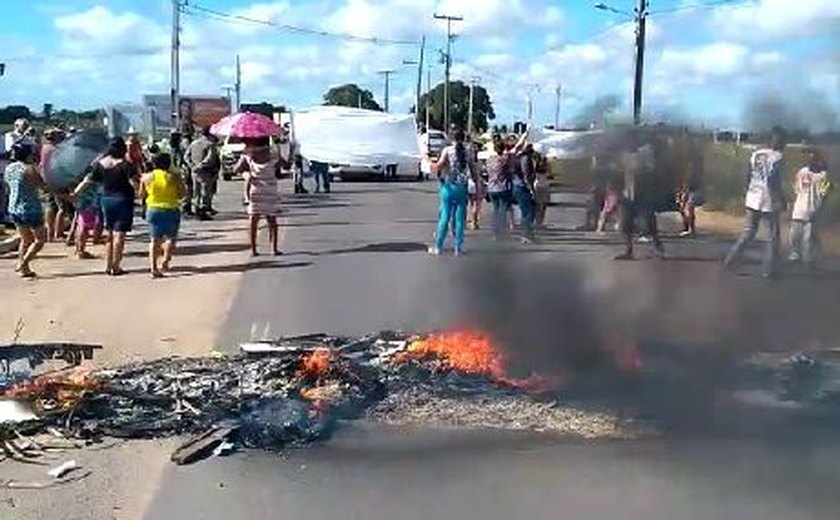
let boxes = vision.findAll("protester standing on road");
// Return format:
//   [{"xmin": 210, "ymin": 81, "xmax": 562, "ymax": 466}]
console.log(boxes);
[
  {"xmin": 2, "ymin": 119, "xmax": 37, "ymax": 226},
  {"xmin": 532, "ymin": 152, "xmax": 550, "ymax": 228},
  {"xmin": 467, "ymin": 143, "xmax": 484, "ymax": 230},
  {"xmin": 310, "ymin": 160, "xmax": 331, "ymax": 193},
  {"xmin": 170, "ymin": 131, "xmax": 193, "ymax": 216},
  {"xmin": 72, "ymin": 137, "xmax": 139, "ymax": 276},
  {"xmin": 141, "ymin": 152, "xmax": 185, "ymax": 278},
  {"xmin": 724, "ymin": 128, "xmax": 787, "ymax": 278},
  {"xmin": 486, "ymin": 141, "xmax": 514, "ymax": 240},
  {"xmin": 513, "ymin": 143, "xmax": 537, "ymax": 242},
  {"xmin": 427, "ymin": 128, "xmax": 476, "ymax": 256},
  {"xmin": 678, "ymin": 138, "xmax": 706, "ymax": 237},
  {"xmin": 187, "ymin": 128, "xmax": 221, "ymax": 221},
  {"xmin": 788, "ymin": 148, "xmax": 830, "ymax": 269},
  {"xmin": 5, "ymin": 143, "xmax": 50, "ymax": 278},
  {"xmin": 40, "ymin": 129, "xmax": 69, "ymax": 242},
  {"xmin": 236, "ymin": 138, "xmax": 283, "ymax": 256},
  {"xmin": 616, "ymin": 137, "xmax": 665, "ymax": 260}
]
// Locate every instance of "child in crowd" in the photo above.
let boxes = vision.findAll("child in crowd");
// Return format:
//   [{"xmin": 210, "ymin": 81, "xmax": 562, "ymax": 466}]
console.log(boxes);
[
  {"xmin": 73, "ymin": 166, "xmax": 102, "ymax": 260},
  {"xmin": 141, "ymin": 153, "xmax": 186, "ymax": 277},
  {"xmin": 789, "ymin": 148, "xmax": 830, "ymax": 269},
  {"xmin": 596, "ymin": 178, "xmax": 622, "ymax": 235}
]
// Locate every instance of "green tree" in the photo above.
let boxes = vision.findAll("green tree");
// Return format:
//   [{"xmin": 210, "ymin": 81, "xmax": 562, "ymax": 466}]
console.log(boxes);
[
  {"xmin": 241, "ymin": 102, "xmax": 288, "ymax": 117},
  {"xmin": 323, "ymin": 84, "xmax": 382, "ymax": 111},
  {"xmin": 0, "ymin": 105, "xmax": 32, "ymax": 125},
  {"xmin": 415, "ymin": 81, "xmax": 495, "ymax": 134}
]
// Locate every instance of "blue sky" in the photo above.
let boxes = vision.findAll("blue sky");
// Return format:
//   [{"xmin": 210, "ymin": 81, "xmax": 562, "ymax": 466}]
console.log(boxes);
[{"xmin": 1, "ymin": 0, "xmax": 838, "ymax": 129}]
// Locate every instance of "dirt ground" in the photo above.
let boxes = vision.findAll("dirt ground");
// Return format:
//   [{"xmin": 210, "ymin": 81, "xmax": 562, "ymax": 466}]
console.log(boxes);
[
  {"xmin": 694, "ymin": 208, "xmax": 840, "ymax": 256},
  {"xmin": 0, "ymin": 214, "xmax": 255, "ymax": 519}
]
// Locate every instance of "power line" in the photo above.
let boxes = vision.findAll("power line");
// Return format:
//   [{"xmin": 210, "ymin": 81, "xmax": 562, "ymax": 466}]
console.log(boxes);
[
  {"xmin": 1, "ymin": 46, "xmax": 174, "ymax": 62},
  {"xmin": 184, "ymin": 2, "xmax": 419, "ymax": 46},
  {"xmin": 648, "ymin": 0, "xmax": 745, "ymax": 16}
]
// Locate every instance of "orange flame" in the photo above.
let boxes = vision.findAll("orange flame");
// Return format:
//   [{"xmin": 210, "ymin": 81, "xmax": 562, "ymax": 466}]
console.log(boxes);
[
  {"xmin": 395, "ymin": 330, "xmax": 552, "ymax": 391},
  {"xmin": 398, "ymin": 331, "xmax": 506, "ymax": 379},
  {"xmin": 298, "ymin": 348, "xmax": 333, "ymax": 380},
  {"xmin": 3, "ymin": 369, "xmax": 99, "ymax": 412}
]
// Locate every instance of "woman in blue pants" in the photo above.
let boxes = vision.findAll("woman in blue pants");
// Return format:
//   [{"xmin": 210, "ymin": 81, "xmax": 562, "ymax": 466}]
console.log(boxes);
[{"xmin": 427, "ymin": 129, "xmax": 476, "ymax": 256}]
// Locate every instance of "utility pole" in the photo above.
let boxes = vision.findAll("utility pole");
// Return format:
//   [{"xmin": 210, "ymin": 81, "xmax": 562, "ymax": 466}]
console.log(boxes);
[
  {"xmin": 425, "ymin": 64, "xmax": 432, "ymax": 130},
  {"xmin": 170, "ymin": 0, "xmax": 182, "ymax": 130},
  {"xmin": 411, "ymin": 36, "xmax": 425, "ymax": 124},
  {"xmin": 633, "ymin": 0, "xmax": 648, "ymax": 126},
  {"xmin": 221, "ymin": 86, "xmax": 233, "ymax": 111},
  {"xmin": 434, "ymin": 13, "xmax": 463, "ymax": 132},
  {"xmin": 525, "ymin": 84, "xmax": 538, "ymax": 127},
  {"xmin": 235, "ymin": 54, "xmax": 242, "ymax": 112},
  {"xmin": 467, "ymin": 77, "xmax": 479, "ymax": 137},
  {"xmin": 554, "ymin": 85, "xmax": 562, "ymax": 129},
  {"xmin": 378, "ymin": 70, "xmax": 394, "ymax": 112}
]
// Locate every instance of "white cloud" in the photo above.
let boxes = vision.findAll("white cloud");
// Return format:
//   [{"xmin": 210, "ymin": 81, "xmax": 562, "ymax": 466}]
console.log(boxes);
[
  {"xmin": 474, "ymin": 53, "xmax": 515, "ymax": 68},
  {"xmin": 711, "ymin": 0, "xmax": 840, "ymax": 40},
  {"xmin": 659, "ymin": 42, "xmax": 749, "ymax": 78},
  {"xmin": 326, "ymin": 0, "xmax": 564, "ymax": 40}
]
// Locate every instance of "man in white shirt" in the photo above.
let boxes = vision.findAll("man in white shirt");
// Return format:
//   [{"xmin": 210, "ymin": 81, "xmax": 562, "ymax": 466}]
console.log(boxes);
[
  {"xmin": 3, "ymin": 118, "xmax": 35, "ymax": 153},
  {"xmin": 723, "ymin": 128, "xmax": 787, "ymax": 277}
]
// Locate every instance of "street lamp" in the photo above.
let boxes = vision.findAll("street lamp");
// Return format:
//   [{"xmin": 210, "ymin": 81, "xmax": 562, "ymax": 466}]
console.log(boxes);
[
  {"xmin": 595, "ymin": 1, "xmax": 649, "ymax": 125},
  {"xmin": 594, "ymin": 2, "xmax": 634, "ymax": 18}
]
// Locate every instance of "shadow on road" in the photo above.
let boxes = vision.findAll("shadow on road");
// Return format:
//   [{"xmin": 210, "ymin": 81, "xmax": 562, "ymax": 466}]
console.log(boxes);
[{"xmin": 170, "ymin": 260, "xmax": 313, "ymax": 275}]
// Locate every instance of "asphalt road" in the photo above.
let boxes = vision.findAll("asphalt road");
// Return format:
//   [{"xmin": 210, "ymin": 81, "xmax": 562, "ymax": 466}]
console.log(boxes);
[{"xmin": 146, "ymin": 179, "xmax": 840, "ymax": 519}]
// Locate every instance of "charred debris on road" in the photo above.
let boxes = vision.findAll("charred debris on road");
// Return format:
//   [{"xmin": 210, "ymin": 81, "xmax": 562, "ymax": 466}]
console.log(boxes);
[{"xmin": 3, "ymin": 333, "xmax": 840, "ymax": 467}]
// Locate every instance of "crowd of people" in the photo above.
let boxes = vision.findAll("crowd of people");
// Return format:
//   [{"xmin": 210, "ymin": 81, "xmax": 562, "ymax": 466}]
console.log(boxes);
[
  {"xmin": 0, "ymin": 117, "xmax": 298, "ymax": 278},
  {"xmin": 0, "ymin": 118, "xmax": 833, "ymax": 280},
  {"xmin": 425, "ymin": 125, "xmax": 831, "ymax": 275}
]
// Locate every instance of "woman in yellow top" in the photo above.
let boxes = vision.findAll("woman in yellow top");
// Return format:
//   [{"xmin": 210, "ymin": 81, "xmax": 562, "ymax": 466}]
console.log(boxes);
[{"xmin": 140, "ymin": 153, "xmax": 186, "ymax": 278}]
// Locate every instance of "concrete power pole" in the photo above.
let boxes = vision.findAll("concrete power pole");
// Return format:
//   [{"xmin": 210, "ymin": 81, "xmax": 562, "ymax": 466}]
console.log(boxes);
[
  {"xmin": 467, "ymin": 77, "xmax": 478, "ymax": 137},
  {"xmin": 170, "ymin": 0, "xmax": 182, "ymax": 129},
  {"xmin": 633, "ymin": 0, "xmax": 649, "ymax": 126},
  {"xmin": 235, "ymin": 54, "xmax": 242, "ymax": 112},
  {"xmin": 416, "ymin": 36, "xmax": 425, "ymax": 123},
  {"xmin": 554, "ymin": 85, "xmax": 562, "ymax": 129},
  {"xmin": 425, "ymin": 65, "xmax": 432, "ymax": 130},
  {"xmin": 378, "ymin": 70, "xmax": 394, "ymax": 112},
  {"xmin": 434, "ymin": 13, "xmax": 462, "ymax": 132}
]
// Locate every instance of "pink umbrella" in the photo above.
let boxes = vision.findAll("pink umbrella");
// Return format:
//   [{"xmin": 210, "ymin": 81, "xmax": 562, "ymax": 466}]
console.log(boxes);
[{"xmin": 210, "ymin": 112, "xmax": 281, "ymax": 139}]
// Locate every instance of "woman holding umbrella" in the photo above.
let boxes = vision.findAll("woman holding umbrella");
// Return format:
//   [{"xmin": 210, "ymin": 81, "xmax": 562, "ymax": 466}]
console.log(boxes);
[
  {"xmin": 213, "ymin": 112, "xmax": 284, "ymax": 256},
  {"xmin": 72, "ymin": 137, "xmax": 139, "ymax": 276}
]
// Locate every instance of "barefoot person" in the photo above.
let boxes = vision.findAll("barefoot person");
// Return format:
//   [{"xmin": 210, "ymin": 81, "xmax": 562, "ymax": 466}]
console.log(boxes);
[
  {"xmin": 5, "ymin": 143, "xmax": 50, "ymax": 278},
  {"xmin": 140, "ymin": 153, "xmax": 185, "ymax": 277},
  {"xmin": 235, "ymin": 137, "xmax": 283, "ymax": 256},
  {"xmin": 73, "ymin": 137, "xmax": 139, "ymax": 276}
]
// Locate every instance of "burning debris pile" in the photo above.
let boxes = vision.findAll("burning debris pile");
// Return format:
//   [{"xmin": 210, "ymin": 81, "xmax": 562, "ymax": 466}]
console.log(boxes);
[
  {"xmin": 5, "ymin": 333, "xmax": 840, "ymax": 465},
  {"xmin": 0, "ymin": 331, "xmax": 639, "ymax": 463}
]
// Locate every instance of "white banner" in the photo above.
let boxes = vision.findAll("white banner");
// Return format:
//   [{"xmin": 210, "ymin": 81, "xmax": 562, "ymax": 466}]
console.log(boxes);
[
  {"xmin": 292, "ymin": 106, "xmax": 420, "ymax": 166},
  {"xmin": 531, "ymin": 129, "xmax": 604, "ymax": 160}
]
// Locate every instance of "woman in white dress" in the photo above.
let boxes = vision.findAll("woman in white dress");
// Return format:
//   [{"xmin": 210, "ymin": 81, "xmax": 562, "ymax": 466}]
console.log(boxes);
[{"xmin": 235, "ymin": 138, "xmax": 283, "ymax": 256}]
